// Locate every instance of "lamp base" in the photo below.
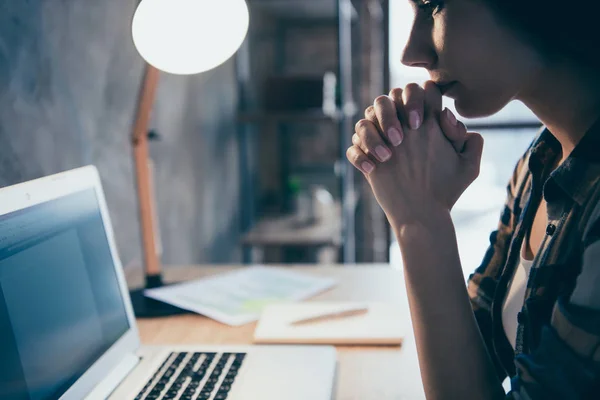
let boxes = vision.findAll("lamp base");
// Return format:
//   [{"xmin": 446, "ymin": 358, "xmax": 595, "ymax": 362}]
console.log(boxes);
[{"xmin": 130, "ymin": 273, "xmax": 190, "ymax": 318}]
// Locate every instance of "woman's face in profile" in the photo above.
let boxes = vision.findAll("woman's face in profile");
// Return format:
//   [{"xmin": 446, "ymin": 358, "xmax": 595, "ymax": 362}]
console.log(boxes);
[{"xmin": 400, "ymin": 0, "xmax": 544, "ymax": 118}]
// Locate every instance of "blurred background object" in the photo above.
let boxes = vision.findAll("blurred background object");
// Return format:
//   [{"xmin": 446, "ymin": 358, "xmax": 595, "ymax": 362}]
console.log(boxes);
[
  {"xmin": 237, "ymin": 0, "xmax": 364, "ymax": 265},
  {"xmin": 132, "ymin": 0, "xmax": 250, "ymax": 75}
]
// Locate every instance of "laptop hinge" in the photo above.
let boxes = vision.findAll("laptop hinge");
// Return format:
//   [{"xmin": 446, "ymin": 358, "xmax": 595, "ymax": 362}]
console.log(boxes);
[{"xmin": 84, "ymin": 353, "xmax": 140, "ymax": 400}]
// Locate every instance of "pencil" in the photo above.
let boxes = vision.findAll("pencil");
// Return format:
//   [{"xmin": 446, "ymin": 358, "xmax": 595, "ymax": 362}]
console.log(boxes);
[{"xmin": 290, "ymin": 306, "xmax": 369, "ymax": 326}]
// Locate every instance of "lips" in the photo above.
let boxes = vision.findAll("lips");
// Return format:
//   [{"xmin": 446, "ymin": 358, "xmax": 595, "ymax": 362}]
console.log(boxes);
[{"xmin": 434, "ymin": 81, "xmax": 457, "ymax": 95}]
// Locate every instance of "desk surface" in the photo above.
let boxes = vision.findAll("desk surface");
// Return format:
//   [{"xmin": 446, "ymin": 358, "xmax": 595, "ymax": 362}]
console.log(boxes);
[{"xmin": 128, "ymin": 265, "xmax": 424, "ymax": 400}]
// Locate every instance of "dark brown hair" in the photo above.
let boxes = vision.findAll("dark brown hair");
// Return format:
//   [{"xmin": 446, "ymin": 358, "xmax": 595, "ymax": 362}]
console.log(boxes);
[{"xmin": 485, "ymin": 1, "xmax": 600, "ymax": 69}]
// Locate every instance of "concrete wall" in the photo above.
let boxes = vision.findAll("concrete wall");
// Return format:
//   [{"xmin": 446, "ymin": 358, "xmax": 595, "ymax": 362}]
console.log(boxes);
[{"xmin": 0, "ymin": 0, "xmax": 243, "ymax": 267}]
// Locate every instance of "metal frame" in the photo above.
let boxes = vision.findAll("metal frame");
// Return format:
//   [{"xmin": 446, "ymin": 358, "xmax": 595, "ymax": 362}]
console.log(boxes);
[{"xmin": 337, "ymin": 0, "xmax": 357, "ymax": 263}]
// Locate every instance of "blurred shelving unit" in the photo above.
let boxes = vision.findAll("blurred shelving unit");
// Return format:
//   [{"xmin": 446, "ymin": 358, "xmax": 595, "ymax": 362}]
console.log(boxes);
[{"xmin": 235, "ymin": 0, "xmax": 359, "ymax": 264}]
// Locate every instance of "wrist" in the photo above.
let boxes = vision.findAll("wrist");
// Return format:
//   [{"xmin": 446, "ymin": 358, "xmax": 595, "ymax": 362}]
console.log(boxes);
[{"xmin": 390, "ymin": 206, "xmax": 454, "ymax": 244}]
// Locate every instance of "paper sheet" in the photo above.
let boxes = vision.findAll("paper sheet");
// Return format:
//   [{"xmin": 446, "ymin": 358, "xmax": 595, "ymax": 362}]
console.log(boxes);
[{"xmin": 144, "ymin": 266, "xmax": 337, "ymax": 326}]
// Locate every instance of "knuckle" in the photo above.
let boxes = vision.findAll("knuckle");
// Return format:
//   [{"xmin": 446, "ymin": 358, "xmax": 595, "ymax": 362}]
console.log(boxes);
[
  {"xmin": 349, "ymin": 147, "xmax": 364, "ymax": 165},
  {"xmin": 355, "ymin": 119, "xmax": 370, "ymax": 132},
  {"xmin": 346, "ymin": 146, "xmax": 358, "ymax": 163},
  {"xmin": 365, "ymin": 107, "xmax": 377, "ymax": 122},
  {"xmin": 423, "ymin": 80, "xmax": 438, "ymax": 92},
  {"xmin": 373, "ymin": 95, "xmax": 390, "ymax": 107},
  {"xmin": 389, "ymin": 88, "xmax": 403, "ymax": 99},
  {"xmin": 404, "ymin": 82, "xmax": 422, "ymax": 93},
  {"xmin": 356, "ymin": 124, "xmax": 377, "ymax": 143}
]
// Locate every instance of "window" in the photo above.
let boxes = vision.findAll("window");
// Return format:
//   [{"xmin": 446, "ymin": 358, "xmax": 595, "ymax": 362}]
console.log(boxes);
[{"xmin": 388, "ymin": 2, "xmax": 539, "ymax": 278}]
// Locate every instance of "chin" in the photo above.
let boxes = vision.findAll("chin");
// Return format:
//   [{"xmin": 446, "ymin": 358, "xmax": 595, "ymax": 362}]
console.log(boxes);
[{"xmin": 453, "ymin": 94, "xmax": 509, "ymax": 119}]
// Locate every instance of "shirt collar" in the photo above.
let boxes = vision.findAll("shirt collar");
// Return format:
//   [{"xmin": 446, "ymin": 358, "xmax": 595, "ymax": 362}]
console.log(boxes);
[{"xmin": 530, "ymin": 117, "xmax": 600, "ymax": 206}]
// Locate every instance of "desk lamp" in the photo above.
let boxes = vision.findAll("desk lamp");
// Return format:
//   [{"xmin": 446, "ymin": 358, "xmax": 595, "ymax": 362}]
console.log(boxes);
[{"xmin": 128, "ymin": 0, "xmax": 249, "ymax": 317}]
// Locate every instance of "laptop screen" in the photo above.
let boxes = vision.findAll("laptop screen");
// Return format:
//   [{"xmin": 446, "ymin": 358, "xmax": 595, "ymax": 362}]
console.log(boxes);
[{"xmin": 0, "ymin": 189, "xmax": 130, "ymax": 400}]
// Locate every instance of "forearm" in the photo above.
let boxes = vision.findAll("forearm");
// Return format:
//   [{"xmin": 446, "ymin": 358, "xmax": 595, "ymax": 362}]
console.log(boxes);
[{"xmin": 392, "ymin": 210, "xmax": 504, "ymax": 400}]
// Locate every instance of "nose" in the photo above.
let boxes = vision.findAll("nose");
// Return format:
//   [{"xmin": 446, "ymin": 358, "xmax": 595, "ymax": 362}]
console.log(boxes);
[{"xmin": 400, "ymin": 20, "xmax": 437, "ymax": 70}]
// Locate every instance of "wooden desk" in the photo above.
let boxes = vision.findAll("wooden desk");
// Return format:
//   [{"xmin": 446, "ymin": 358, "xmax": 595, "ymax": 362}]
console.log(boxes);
[{"xmin": 128, "ymin": 265, "xmax": 425, "ymax": 400}]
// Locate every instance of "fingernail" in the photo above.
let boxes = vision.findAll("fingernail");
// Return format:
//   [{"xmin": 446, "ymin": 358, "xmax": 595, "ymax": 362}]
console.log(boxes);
[
  {"xmin": 409, "ymin": 111, "xmax": 421, "ymax": 130},
  {"xmin": 375, "ymin": 145, "xmax": 392, "ymax": 161},
  {"xmin": 388, "ymin": 127, "xmax": 403, "ymax": 146},
  {"xmin": 362, "ymin": 161, "xmax": 374, "ymax": 174},
  {"xmin": 445, "ymin": 108, "xmax": 457, "ymax": 126}
]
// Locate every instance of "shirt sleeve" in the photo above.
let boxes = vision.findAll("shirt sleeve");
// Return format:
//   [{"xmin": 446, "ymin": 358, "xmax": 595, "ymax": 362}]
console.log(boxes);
[
  {"xmin": 508, "ymin": 196, "xmax": 600, "ymax": 399},
  {"xmin": 467, "ymin": 155, "xmax": 527, "ymax": 381}
]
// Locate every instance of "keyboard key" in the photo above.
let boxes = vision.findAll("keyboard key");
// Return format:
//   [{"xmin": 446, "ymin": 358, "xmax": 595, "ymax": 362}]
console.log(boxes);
[
  {"xmin": 203, "ymin": 384, "xmax": 215, "ymax": 393},
  {"xmin": 135, "ymin": 352, "xmax": 246, "ymax": 399}
]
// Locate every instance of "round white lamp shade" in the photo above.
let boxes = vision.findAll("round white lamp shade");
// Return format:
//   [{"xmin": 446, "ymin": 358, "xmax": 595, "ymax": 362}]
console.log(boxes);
[{"xmin": 132, "ymin": 0, "xmax": 250, "ymax": 75}]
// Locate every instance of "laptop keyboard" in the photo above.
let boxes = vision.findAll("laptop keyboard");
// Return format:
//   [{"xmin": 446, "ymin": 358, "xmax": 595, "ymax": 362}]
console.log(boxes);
[{"xmin": 135, "ymin": 352, "xmax": 246, "ymax": 400}]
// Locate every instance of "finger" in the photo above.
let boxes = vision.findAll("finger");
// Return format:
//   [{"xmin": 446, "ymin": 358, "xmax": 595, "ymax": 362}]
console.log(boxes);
[
  {"xmin": 346, "ymin": 145, "xmax": 376, "ymax": 175},
  {"xmin": 365, "ymin": 105, "xmax": 404, "ymax": 148},
  {"xmin": 389, "ymin": 87, "xmax": 409, "ymax": 139},
  {"xmin": 462, "ymin": 132, "xmax": 484, "ymax": 162},
  {"xmin": 402, "ymin": 83, "xmax": 425, "ymax": 130},
  {"xmin": 352, "ymin": 133, "xmax": 374, "ymax": 161},
  {"xmin": 439, "ymin": 107, "xmax": 467, "ymax": 152},
  {"xmin": 354, "ymin": 119, "xmax": 392, "ymax": 163},
  {"xmin": 373, "ymin": 95, "xmax": 404, "ymax": 146},
  {"xmin": 423, "ymin": 81, "xmax": 443, "ymax": 119},
  {"xmin": 364, "ymin": 106, "xmax": 382, "ymax": 132},
  {"xmin": 461, "ymin": 132, "xmax": 485, "ymax": 179},
  {"xmin": 388, "ymin": 88, "xmax": 405, "ymax": 121}
]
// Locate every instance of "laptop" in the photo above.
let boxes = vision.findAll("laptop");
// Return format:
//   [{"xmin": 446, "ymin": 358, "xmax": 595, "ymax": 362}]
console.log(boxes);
[{"xmin": 0, "ymin": 166, "xmax": 337, "ymax": 400}]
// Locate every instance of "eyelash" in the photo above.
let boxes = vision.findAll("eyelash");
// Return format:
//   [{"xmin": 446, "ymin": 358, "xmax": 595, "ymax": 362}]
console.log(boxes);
[{"xmin": 417, "ymin": 0, "xmax": 444, "ymax": 16}]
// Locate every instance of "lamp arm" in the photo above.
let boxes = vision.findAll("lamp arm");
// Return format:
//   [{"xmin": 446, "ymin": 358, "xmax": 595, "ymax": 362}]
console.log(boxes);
[{"xmin": 131, "ymin": 64, "xmax": 161, "ymax": 278}]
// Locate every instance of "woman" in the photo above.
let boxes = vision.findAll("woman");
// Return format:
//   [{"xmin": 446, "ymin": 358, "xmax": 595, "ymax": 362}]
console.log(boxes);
[{"xmin": 346, "ymin": 0, "xmax": 600, "ymax": 398}]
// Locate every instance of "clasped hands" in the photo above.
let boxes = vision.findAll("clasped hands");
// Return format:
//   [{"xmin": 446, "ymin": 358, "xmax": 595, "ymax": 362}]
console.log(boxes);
[{"xmin": 346, "ymin": 81, "xmax": 484, "ymax": 228}]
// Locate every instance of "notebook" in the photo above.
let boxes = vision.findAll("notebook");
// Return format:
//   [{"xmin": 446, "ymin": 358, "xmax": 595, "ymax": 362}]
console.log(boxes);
[{"xmin": 253, "ymin": 302, "xmax": 405, "ymax": 345}]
